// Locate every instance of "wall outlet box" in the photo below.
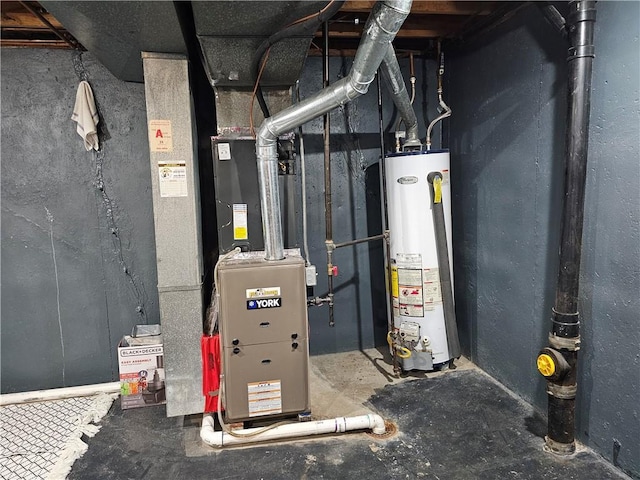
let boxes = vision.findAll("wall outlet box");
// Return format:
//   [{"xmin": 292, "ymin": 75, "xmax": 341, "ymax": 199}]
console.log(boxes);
[{"xmin": 117, "ymin": 332, "xmax": 166, "ymax": 410}]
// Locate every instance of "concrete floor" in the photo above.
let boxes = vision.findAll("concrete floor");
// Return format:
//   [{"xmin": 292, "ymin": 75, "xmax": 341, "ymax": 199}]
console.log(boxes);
[{"xmin": 69, "ymin": 349, "xmax": 629, "ymax": 479}]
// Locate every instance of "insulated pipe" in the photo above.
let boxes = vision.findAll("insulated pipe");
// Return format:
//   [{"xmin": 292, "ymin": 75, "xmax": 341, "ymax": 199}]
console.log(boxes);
[
  {"xmin": 539, "ymin": 0, "xmax": 596, "ymax": 456},
  {"xmin": 379, "ymin": 45, "xmax": 421, "ymax": 149},
  {"xmin": 256, "ymin": 0, "xmax": 413, "ymax": 260},
  {"xmin": 201, "ymin": 413, "xmax": 386, "ymax": 447},
  {"xmin": 427, "ymin": 172, "xmax": 461, "ymax": 361},
  {"xmin": 0, "ymin": 382, "xmax": 120, "ymax": 406}
]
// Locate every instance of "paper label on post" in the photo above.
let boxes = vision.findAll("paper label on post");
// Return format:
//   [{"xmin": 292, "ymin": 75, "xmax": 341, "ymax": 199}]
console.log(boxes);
[
  {"xmin": 233, "ymin": 204, "xmax": 248, "ymax": 240},
  {"xmin": 247, "ymin": 380, "xmax": 282, "ymax": 417},
  {"xmin": 217, "ymin": 143, "xmax": 232, "ymax": 160},
  {"xmin": 158, "ymin": 161, "xmax": 187, "ymax": 197},
  {"xmin": 149, "ymin": 120, "xmax": 173, "ymax": 152}
]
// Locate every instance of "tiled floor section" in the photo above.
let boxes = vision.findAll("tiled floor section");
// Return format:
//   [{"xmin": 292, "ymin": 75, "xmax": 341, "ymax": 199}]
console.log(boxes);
[{"xmin": 0, "ymin": 395, "xmax": 115, "ymax": 480}]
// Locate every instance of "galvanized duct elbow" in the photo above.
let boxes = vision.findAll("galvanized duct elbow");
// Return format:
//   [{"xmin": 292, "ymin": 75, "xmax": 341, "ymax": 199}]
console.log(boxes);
[
  {"xmin": 379, "ymin": 44, "xmax": 421, "ymax": 149},
  {"xmin": 257, "ymin": 0, "xmax": 412, "ymax": 260}
]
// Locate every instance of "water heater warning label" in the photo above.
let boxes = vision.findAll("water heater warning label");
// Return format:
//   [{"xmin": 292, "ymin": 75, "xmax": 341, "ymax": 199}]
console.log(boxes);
[
  {"xmin": 248, "ymin": 380, "xmax": 282, "ymax": 417},
  {"xmin": 423, "ymin": 268, "xmax": 442, "ymax": 309},
  {"xmin": 395, "ymin": 253, "xmax": 424, "ymax": 317}
]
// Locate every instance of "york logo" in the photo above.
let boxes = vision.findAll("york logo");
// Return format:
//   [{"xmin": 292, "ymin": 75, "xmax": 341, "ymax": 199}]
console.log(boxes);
[{"xmin": 247, "ymin": 298, "xmax": 282, "ymax": 310}]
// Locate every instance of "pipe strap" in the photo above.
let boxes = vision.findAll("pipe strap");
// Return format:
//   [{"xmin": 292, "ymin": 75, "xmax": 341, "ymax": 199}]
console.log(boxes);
[
  {"xmin": 568, "ymin": 45, "xmax": 595, "ymax": 60},
  {"xmin": 552, "ymin": 308, "xmax": 579, "ymax": 321},
  {"xmin": 549, "ymin": 333, "xmax": 581, "ymax": 351},
  {"xmin": 569, "ymin": 7, "xmax": 597, "ymax": 24},
  {"xmin": 546, "ymin": 383, "xmax": 577, "ymax": 399}
]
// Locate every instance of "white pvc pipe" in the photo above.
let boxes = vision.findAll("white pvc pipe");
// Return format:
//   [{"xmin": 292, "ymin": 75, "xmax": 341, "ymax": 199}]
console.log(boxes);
[
  {"xmin": 0, "ymin": 382, "xmax": 120, "ymax": 406},
  {"xmin": 200, "ymin": 413, "xmax": 386, "ymax": 448}
]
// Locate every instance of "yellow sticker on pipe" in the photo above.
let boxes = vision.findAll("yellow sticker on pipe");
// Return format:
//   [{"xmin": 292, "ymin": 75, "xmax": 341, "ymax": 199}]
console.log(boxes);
[
  {"xmin": 434, "ymin": 177, "xmax": 442, "ymax": 204},
  {"xmin": 391, "ymin": 265, "xmax": 399, "ymax": 298}
]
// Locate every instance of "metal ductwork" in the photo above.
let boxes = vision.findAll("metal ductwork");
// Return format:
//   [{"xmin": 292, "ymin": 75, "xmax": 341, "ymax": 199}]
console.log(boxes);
[
  {"xmin": 380, "ymin": 45, "xmax": 421, "ymax": 149},
  {"xmin": 193, "ymin": 1, "xmax": 328, "ymax": 88},
  {"xmin": 257, "ymin": 0, "xmax": 413, "ymax": 260}
]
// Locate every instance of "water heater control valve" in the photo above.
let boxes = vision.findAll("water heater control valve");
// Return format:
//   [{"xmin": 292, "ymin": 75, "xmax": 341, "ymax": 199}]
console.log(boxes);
[{"xmin": 399, "ymin": 321, "xmax": 421, "ymax": 344}]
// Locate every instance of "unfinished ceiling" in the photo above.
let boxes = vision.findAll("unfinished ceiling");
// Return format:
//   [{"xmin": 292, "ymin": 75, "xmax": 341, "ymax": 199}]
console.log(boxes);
[{"xmin": 1, "ymin": 1, "xmax": 522, "ymax": 83}]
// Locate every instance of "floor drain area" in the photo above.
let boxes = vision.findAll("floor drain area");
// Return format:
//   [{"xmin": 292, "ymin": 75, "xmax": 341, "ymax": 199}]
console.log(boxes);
[{"xmin": 367, "ymin": 420, "xmax": 398, "ymax": 439}]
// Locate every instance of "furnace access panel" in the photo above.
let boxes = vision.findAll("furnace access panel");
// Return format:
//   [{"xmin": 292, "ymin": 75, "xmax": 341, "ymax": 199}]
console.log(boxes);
[
  {"xmin": 211, "ymin": 137, "xmax": 298, "ymax": 254},
  {"xmin": 217, "ymin": 251, "xmax": 309, "ymax": 422}
]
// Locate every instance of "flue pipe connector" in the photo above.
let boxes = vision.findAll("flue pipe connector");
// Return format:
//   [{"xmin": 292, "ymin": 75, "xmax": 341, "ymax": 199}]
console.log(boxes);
[
  {"xmin": 256, "ymin": 0, "xmax": 412, "ymax": 260},
  {"xmin": 379, "ymin": 44, "xmax": 421, "ymax": 150}
]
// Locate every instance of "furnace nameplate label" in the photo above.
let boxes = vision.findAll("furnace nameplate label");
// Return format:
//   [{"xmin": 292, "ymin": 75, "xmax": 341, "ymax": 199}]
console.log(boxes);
[
  {"xmin": 233, "ymin": 203, "xmax": 248, "ymax": 240},
  {"xmin": 158, "ymin": 161, "xmax": 187, "ymax": 197},
  {"xmin": 247, "ymin": 380, "xmax": 282, "ymax": 417}
]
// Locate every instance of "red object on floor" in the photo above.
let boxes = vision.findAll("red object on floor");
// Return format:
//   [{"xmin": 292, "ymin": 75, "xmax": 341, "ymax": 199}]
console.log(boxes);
[{"xmin": 201, "ymin": 334, "xmax": 222, "ymax": 413}]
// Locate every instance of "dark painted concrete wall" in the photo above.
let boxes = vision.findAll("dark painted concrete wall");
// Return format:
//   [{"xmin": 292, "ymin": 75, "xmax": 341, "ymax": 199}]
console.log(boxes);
[
  {"xmin": 0, "ymin": 49, "xmax": 439, "ymax": 387},
  {"xmin": 298, "ymin": 56, "xmax": 441, "ymax": 354},
  {"xmin": 1, "ymin": 50, "xmax": 159, "ymax": 393},
  {"xmin": 448, "ymin": 3, "xmax": 639, "ymax": 476}
]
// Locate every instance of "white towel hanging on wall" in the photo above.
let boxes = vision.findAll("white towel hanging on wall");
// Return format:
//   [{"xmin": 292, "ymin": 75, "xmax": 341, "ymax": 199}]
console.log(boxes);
[{"xmin": 71, "ymin": 80, "xmax": 100, "ymax": 151}]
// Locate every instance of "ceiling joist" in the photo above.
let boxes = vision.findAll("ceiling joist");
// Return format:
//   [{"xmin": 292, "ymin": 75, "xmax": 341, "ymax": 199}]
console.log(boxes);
[{"xmin": 1, "ymin": 1, "xmax": 514, "ymax": 55}]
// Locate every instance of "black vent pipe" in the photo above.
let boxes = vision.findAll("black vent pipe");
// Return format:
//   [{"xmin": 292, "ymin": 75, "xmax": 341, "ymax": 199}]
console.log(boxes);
[{"xmin": 537, "ymin": 0, "xmax": 596, "ymax": 456}]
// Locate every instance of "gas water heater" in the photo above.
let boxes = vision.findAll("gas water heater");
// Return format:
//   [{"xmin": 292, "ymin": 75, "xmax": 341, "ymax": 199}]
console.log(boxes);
[{"xmin": 385, "ymin": 150, "xmax": 460, "ymax": 371}]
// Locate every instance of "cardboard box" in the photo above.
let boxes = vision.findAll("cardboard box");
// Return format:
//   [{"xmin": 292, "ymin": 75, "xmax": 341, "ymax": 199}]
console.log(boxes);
[{"xmin": 118, "ymin": 333, "xmax": 166, "ymax": 409}]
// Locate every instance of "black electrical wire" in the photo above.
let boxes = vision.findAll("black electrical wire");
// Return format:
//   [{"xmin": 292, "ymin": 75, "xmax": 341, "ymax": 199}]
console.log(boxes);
[{"xmin": 251, "ymin": 0, "xmax": 344, "ymax": 118}]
